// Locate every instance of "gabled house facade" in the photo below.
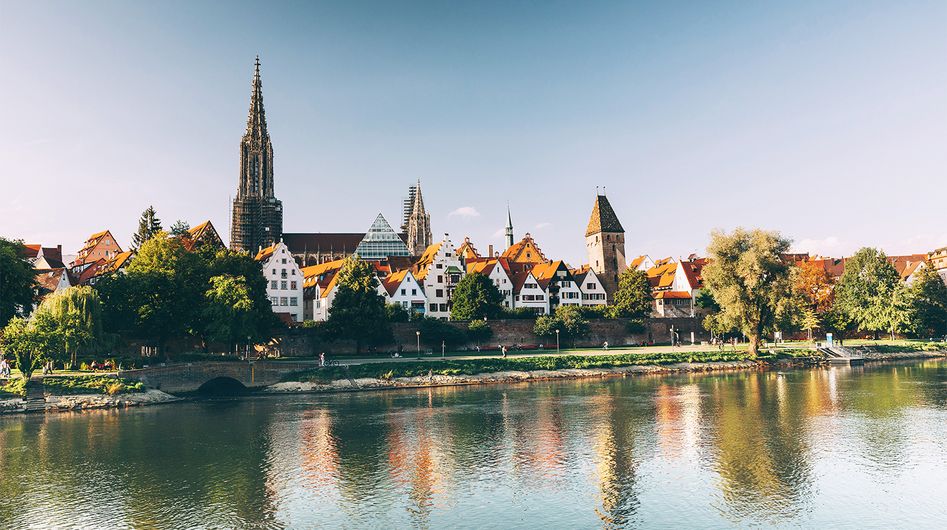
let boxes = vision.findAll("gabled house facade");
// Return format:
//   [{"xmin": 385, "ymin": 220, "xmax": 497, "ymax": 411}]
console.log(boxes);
[
  {"xmin": 466, "ymin": 257, "xmax": 514, "ymax": 309},
  {"xmin": 256, "ymin": 241, "xmax": 304, "ymax": 323},
  {"xmin": 571, "ymin": 265, "xmax": 607, "ymax": 306},
  {"xmin": 413, "ymin": 235, "xmax": 464, "ymax": 319},
  {"xmin": 71, "ymin": 230, "xmax": 122, "ymax": 272},
  {"xmin": 380, "ymin": 270, "xmax": 427, "ymax": 315},
  {"xmin": 183, "ymin": 220, "xmax": 225, "ymax": 251},
  {"xmin": 531, "ymin": 260, "xmax": 582, "ymax": 312},
  {"xmin": 512, "ymin": 271, "xmax": 548, "ymax": 314}
]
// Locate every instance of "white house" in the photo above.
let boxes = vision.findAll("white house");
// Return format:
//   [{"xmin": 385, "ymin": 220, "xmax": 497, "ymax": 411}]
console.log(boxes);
[
  {"xmin": 301, "ymin": 259, "xmax": 345, "ymax": 322},
  {"xmin": 466, "ymin": 258, "xmax": 515, "ymax": 309},
  {"xmin": 256, "ymin": 241, "xmax": 304, "ymax": 323},
  {"xmin": 532, "ymin": 261, "xmax": 582, "ymax": 311},
  {"xmin": 512, "ymin": 271, "xmax": 549, "ymax": 314},
  {"xmin": 572, "ymin": 266, "xmax": 607, "ymax": 306},
  {"xmin": 413, "ymin": 235, "xmax": 464, "ymax": 319},
  {"xmin": 380, "ymin": 270, "xmax": 427, "ymax": 316}
]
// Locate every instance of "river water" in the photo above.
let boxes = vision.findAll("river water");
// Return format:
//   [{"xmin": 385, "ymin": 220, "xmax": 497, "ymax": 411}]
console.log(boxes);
[{"xmin": 1, "ymin": 360, "xmax": 946, "ymax": 529}]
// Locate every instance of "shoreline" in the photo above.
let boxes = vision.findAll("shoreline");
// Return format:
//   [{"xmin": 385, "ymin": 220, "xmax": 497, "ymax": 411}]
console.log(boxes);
[
  {"xmin": 2, "ymin": 351, "xmax": 944, "ymax": 415},
  {"xmin": 265, "ymin": 350, "xmax": 947, "ymax": 396}
]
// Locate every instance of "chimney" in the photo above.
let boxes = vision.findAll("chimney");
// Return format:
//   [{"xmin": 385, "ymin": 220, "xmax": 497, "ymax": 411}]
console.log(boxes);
[{"xmin": 488, "ymin": 244, "xmax": 494, "ymax": 257}]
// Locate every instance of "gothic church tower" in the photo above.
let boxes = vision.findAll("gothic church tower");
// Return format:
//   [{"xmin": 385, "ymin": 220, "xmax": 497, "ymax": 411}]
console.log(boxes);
[
  {"xmin": 405, "ymin": 180, "xmax": 433, "ymax": 255},
  {"xmin": 585, "ymin": 191, "xmax": 626, "ymax": 296},
  {"xmin": 230, "ymin": 56, "xmax": 283, "ymax": 252}
]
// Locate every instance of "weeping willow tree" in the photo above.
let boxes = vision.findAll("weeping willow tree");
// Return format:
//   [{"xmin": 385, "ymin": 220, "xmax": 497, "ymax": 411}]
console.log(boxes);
[{"xmin": 33, "ymin": 286, "xmax": 104, "ymax": 369}]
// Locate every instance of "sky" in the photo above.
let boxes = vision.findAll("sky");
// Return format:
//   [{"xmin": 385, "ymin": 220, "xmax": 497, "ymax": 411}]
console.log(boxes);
[{"xmin": 1, "ymin": 1, "xmax": 945, "ymax": 265}]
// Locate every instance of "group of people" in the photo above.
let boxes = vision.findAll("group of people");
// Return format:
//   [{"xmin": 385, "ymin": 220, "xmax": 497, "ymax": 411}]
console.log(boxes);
[{"xmin": 0, "ymin": 358, "xmax": 10, "ymax": 378}]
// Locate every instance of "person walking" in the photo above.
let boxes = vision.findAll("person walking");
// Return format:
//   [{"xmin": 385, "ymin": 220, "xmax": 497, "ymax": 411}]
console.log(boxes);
[
  {"xmin": 603, "ymin": 341, "xmax": 609, "ymax": 351},
  {"xmin": 501, "ymin": 346, "xmax": 507, "ymax": 358},
  {"xmin": 319, "ymin": 352, "xmax": 326, "ymax": 367}
]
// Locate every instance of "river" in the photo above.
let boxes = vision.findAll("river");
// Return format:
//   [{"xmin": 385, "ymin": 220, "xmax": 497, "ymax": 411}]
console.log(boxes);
[{"xmin": 1, "ymin": 359, "xmax": 946, "ymax": 529}]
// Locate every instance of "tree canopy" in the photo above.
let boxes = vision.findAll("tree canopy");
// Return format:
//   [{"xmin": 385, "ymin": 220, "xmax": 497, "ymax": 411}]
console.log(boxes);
[
  {"xmin": 131, "ymin": 205, "xmax": 163, "ymax": 250},
  {"xmin": 0, "ymin": 314, "xmax": 57, "ymax": 379},
  {"xmin": 32, "ymin": 286, "xmax": 104, "ymax": 368},
  {"xmin": 910, "ymin": 266, "xmax": 947, "ymax": 339},
  {"xmin": 702, "ymin": 228, "xmax": 794, "ymax": 356},
  {"xmin": 0, "ymin": 238, "xmax": 36, "ymax": 328},
  {"xmin": 450, "ymin": 273, "xmax": 505, "ymax": 321},
  {"xmin": 324, "ymin": 257, "xmax": 391, "ymax": 352},
  {"xmin": 95, "ymin": 235, "xmax": 277, "ymax": 355},
  {"xmin": 610, "ymin": 268, "xmax": 653, "ymax": 321},
  {"xmin": 534, "ymin": 305, "xmax": 590, "ymax": 347},
  {"xmin": 833, "ymin": 248, "xmax": 901, "ymax": 338}
]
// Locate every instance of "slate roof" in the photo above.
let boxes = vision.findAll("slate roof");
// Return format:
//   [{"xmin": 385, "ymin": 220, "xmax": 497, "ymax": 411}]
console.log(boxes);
[{"xmin": 585, "ymin": 194, "xmax": 624, "ymax": 236}]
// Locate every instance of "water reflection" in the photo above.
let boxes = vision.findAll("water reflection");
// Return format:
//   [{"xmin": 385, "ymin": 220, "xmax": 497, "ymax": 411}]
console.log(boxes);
[{"xmin": 0, "ymin": 360, "xmax": 945, "ymax": 528}]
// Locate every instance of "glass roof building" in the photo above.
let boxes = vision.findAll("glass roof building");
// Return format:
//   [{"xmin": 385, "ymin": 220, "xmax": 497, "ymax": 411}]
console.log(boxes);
[{"xmin": 354, "ymin": 214, "xmax": 411, "ymax": 259}]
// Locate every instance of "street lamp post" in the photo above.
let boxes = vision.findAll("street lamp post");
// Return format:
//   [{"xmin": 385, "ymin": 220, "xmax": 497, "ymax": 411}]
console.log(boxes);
[
  {"xmin": 555, "ymin": 329, "xmax": 560, "ymax": 353},
  {"xmin": 442, "ymin": 340, "xmax": 445, "ymax": 358},
  {"xmin": 416, "ymin": 331, "xmax": 421, "ymax": 359}
]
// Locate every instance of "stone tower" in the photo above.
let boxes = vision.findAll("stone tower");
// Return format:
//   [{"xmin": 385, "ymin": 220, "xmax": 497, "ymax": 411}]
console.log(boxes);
[
  {"xmin": 505, "ymin": 206, "xmax": 514, "ymax": 250},
  {"xmin": 405, "ymin": 180, "xmax": 433, "ymax": 255},
  {"xmin": 230, "ymin": 56, "xmax": 283, "ymax": 253},
  {"xmin": 585, "ymin": 191, "xmax": 626, "ymax": 296}
]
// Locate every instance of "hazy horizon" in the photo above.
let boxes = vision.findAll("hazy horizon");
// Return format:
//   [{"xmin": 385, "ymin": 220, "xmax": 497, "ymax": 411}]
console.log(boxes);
[{"xmin": 1, "ymin": 1, "xmax": 945, "ymax": 265}]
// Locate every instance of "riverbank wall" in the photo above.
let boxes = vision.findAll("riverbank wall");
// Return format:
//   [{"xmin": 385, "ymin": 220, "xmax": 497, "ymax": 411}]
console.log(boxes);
[
  {"xmin": 0, "ymin": 389, "xmax": 180, "ymax": 415},
  {"xmin": 275, "ymin": 316, "xmax": 711, "ymax": 357}
]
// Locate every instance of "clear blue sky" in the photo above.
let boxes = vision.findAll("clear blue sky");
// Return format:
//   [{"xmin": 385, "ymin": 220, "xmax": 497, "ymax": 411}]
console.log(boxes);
[{"xmin": 1, "ymin": 1, "xmax": 945, "ymax": 265}]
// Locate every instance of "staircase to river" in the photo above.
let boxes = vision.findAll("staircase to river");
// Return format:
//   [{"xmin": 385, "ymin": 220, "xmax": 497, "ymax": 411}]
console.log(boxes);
[
  {"xmin": 817, "ymin": 346, "xmax": 865, "ymax": 365},
  {"xmin": 22, "ymin": 379, "xmax": 47, "ymax": 413}
]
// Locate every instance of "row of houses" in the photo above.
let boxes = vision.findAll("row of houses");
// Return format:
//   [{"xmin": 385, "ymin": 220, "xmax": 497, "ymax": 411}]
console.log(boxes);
[
  {"xmin": 23, "ymin": 221, "xmax": 224, "ymax": 306},
  {"xmin": 256, "ymin": 232, "xmax": 612, "ymax": 323}
]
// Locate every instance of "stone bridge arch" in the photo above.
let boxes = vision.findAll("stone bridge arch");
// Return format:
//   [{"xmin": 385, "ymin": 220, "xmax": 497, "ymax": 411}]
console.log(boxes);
[{"xmin": 119, "ymin": 360, "xmax": 318, "ymax": 394}]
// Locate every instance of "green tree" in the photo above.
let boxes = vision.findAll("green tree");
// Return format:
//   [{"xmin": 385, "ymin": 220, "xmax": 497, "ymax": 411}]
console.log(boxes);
[
  {"xmin": 0, "ymin": 315, "xmax": 57, "ymax": 380},
  {"xmin": 385, "ymin": 303, "xmax": 410, "ymax": 322},
  {"xmin": 911, "ymin": 266, "xmax": 947, "ymax": 338},
  {"xmin": 131, "ymin": 205, "xmax": 163, "ymax": 250},
  {"xmin": 610, "ymin": 269, "xmax": 653, "ymax": 321},
  {"xmin": 533, "ymin": 305, "xmax": 590, "ymax": 347},
  {"xmin": 0, "ymin": 238, "xmax": 36, "ymax": 328},
  {"xmin": 170, "ymin": 220, "xmax": 191, "ymax": 237},
  {"xmin": 450, "ymin": 273, "xmax": 505, "ymax": 321},
  {"xmin": 833, "ymin": 248, "xmax": 901, "ymax": 339},
  {"xmin": 325, "ymin": 257, "xmax": 391, "ymax": 353},
  {"xmin": 702, "ymin": 228, "xmax": 794, "ymax": 357},
  {"xmin": 418, "ymin": 317, "xmax": 467, "ymax": 350},
  {"xmin": 202, "ymin": 275, "xmax": 256, "ymax": 353},
  {"xmin": 32, "ymin": 286, "xmax": 103, "ymax": 368},
  {"xmin": 466, "ymin": 320, "xmax": 493, "ymax": 345}
]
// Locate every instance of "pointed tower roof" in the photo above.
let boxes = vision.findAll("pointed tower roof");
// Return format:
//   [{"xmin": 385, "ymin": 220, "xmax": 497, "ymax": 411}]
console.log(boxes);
[
  {"xmin": 411, "ymin": 179, "xmax": 426, "ymax": 217},
  {"xmin": 354, "ymin": 214, "xmax": 411, "ymax": 259},
  {"xmin": 245, "ymin": 55, "xmax": 268, "ymax": 139},
  {"xmin": 585, "ymin": 193, "xmax": 624, "ymax": 236},
  {"xmin": 506, "ymin": 205, "xmax": 513, "ymax": 229}
]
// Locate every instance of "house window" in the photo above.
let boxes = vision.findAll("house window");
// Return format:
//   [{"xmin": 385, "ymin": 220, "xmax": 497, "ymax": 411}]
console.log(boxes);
[
  {"xmin": 290, "ymin": 281, "xmax": 297, "ymax": 290},
  {"xmin": 270, "ymin": 280, "xmax": 277, "ymax": 289},
  {"xmin": 436, "ymin": 289, "xmax": 444, "ymax": 297},
  {"xmin": 437, "ymin": 275, "xmax": 443, "ymax": 283},
  {"xmin": 439, "ymin": 304, "xmax": 448, "ymax": 312},
  {"xmin": 281, "ymin": 281, "xmax": 288, "ymax": 290},
  {"xmin": 429, "ymin": 303, "xmax": 437, "ymax": 311},
  {"xmin": 436, "ymin": 264, "xmax": 443, "ymax": 269},
  {"xmin": 270, "ymin": 297, "xmax": 278, "ymax": 306},
  {"xmin": 280, "ymin": 297, "xmax": 288, "ymax": 306},
  {"xmin": 401, "ymin": 288, "xmax": 406, "ymax": 295},
  {"xmin": 290, "ymin": 297, "xmax": 298, "ymax": 306},
  {"xmin": 282, "ymin": 258, "xmax": 287, "ymax": 264},
  {"xmin": 412, "ymin": 289, "xmax": 417, "ymax": 295}
]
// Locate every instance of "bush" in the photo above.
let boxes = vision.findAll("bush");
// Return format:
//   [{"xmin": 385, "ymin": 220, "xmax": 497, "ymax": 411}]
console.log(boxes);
[
  {"xmin": 1, "ymin": 378, "xmax": 27, "ymax": 398},
  {"xmin": 467, "ymin": 320, "xmax": 493, "ymax": 343},
  {"xmin": 42, "ymin": 376, "xmax": 144, "ymax": 395},
  {"xmin": 417, "ymin": 318, "xmax": 467, "ymax": 349}
]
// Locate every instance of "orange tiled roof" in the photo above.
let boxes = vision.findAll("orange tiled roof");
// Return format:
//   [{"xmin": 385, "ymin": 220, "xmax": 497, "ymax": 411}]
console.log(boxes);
[
  {"xmin": 412, "ymin": 242, "xmax": 442, "ymax": 281},
  {"xmin": 456, "ymin": 237, "xmax": 480, "ymax": 261},
  {"xmin": 654, "ymin": 291, "xmax": 692, "ymax": 300},
  {"xmin": 254, "ymin": 243, "xmax": 279, "ymax": 262},
  {"xmin": 381, "ymin": 269, "xmax": 411, "ymax": 297},
  {"xmin": 501, "ymin": 233, "xmax": 547, "ymax": 264}
]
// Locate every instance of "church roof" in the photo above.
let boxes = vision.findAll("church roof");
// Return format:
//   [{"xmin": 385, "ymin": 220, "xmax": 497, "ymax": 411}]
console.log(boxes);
[
  {"xmin": 354, "ymin": 214, "xmax": 411, "ymax": 259},
  {"xmin": 585, "ymin": 194, "xmax": 624, "ymax": 236}
]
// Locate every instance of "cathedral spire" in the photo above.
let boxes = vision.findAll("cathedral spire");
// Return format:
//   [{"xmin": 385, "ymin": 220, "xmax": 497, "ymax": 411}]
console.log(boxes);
[
  {"xmin": 246, "ymin": 55, "xmax": 268, "ymax": 139},
  {"xmin": 405, "ymin": 180, "xmax": 432, "ymax": 255}
]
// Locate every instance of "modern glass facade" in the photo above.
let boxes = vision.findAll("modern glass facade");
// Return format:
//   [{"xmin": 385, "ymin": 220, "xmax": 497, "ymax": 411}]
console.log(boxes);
[{"xmin": 354, "ymin": 214, "xmax": 411, "ymax": 259}]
